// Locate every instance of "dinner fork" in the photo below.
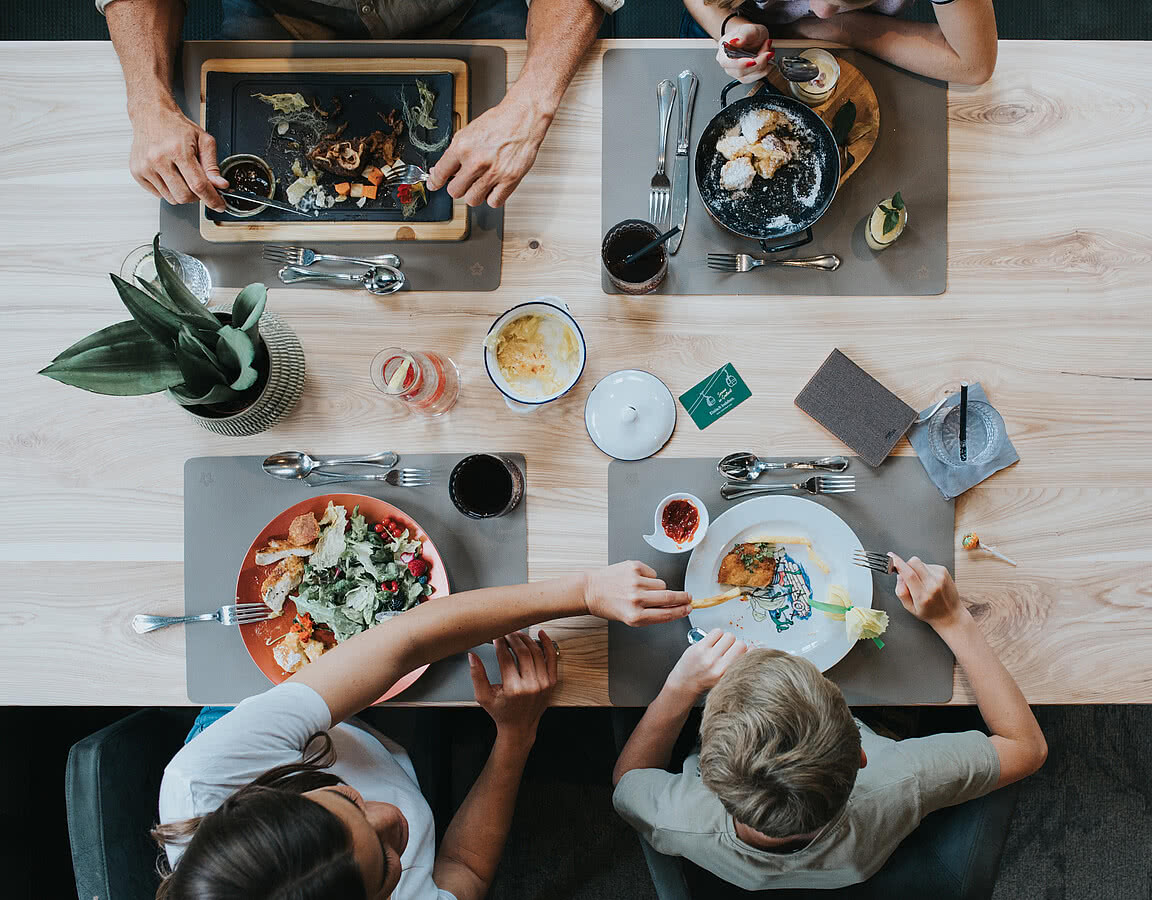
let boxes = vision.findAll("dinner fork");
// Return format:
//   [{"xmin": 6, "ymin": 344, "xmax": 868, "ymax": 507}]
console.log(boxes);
[
  {"xmin": 132, "ymin": 603, "xmax": 272, "ymax": 634},
  {"xmin": 650, "ymin": 79, "xmax": 677, "ymax": 229},
  {"xmin": 853, "ymin": 550, "xmax": 894, "ymax": 575},
  {"xmin": 383, "ymin": 163, "xmax": 430, "ymax": 187},
  {"xmin": 707, "ymin": 252, "xmax": 841, "ymax": 272},
  {"xmin": 720, "ymin": 476, "xmax": 856, "ymax": 500},
  {"xmin": 311, "ymin": 467, "xmax": 432, "ymax": 487},
  {"xmin": 263, "ymin": 245, "xmax": 402, "ymax": 269}
]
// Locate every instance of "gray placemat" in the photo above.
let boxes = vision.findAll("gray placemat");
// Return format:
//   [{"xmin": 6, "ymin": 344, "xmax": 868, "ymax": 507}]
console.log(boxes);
[
  {"xmin": 184, "ymin": 453, "xmax": 527, "ymax": 704},
  {"xmin": 607, "ymin": 456, "xmax": 955, "ymax": 706},
  {"xmin": 162, "ymin": 42, "xmax": 505, "ymax": 291},
  {"xmin": 601, "ymin": 49, "xmax": 946, "ymax": 296}
]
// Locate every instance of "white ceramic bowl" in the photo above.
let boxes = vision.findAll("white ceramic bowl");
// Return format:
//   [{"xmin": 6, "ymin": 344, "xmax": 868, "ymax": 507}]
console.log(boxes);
[
  {"xmin": 482, "ymin": 296, "xmax": 587, "ymax": 413},
  {"xmin": 643, "ymin": 492, "xmax": 710, "ymax": 554}
]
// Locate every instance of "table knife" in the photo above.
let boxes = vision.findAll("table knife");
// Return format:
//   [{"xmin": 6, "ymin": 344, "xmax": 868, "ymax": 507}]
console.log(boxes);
[{"xmin": 668, "ymin": 69, "xmax": 698, "ymax": 255}]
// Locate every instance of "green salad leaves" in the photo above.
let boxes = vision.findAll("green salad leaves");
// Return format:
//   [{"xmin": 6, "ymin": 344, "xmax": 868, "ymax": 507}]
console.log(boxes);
[{"xmin": 291, "ymin": 503, "xmax": 434, "ymax": 643}]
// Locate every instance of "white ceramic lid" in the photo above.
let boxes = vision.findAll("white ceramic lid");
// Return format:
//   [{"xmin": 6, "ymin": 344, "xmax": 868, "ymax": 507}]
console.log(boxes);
[{"xmin": 584, "ymin": 370, "xmax": 676, "ymax": 460}]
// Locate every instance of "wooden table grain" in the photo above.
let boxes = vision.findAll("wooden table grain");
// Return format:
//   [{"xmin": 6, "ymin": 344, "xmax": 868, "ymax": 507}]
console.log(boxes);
[{"xmin": 1, "ymin": 40, "xmax": 1149, "ymax": 706}]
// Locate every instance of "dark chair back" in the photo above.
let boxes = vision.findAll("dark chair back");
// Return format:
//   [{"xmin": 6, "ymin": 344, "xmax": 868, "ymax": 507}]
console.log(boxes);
[{"xmin": 66, "ymin": 709, "xmax": 197, "ymax": 900}]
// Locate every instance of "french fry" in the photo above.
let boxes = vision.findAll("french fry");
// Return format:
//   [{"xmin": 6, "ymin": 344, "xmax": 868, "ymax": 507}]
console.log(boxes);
[{"xmin": 691, "ymin": 588, "xmax": 741, "ymax": 609}]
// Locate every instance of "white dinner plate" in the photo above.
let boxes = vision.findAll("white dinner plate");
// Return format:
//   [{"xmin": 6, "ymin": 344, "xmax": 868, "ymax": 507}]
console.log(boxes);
[{"xmin": 684, "ymin": 496, "xmax": 872, "ymax": 672}]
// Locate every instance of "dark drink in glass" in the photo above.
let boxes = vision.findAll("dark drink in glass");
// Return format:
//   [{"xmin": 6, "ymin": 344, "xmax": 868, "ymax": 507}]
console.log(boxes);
[
  {"xmin": 449, "ymin": 454, "xmax": 524, "ymax": 518},
  {"xmin": 602, "ymin": 219, "xmax": 668, "ymax": 294}
]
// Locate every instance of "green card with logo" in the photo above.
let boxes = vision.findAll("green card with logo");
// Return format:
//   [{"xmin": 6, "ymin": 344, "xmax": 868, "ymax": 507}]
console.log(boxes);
[{"xmin": 679, "ymin": 363, "xmax": 751, "ymax": 429}]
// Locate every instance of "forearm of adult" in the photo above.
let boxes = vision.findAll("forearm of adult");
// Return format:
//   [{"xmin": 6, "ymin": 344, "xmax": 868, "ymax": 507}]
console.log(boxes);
[
  {"xmin": 683, "ymin": 0, "xmax": 748, "ymax": 40},
  {"xmin": 789, "ymin": 1, "xmax": 997, "ymax": 84},
  {"xmin": 432, "ymin": 734, "xmax": 533, "ymax": 900},
  {"xmin": 517, "ymin": 0, "xmax": 604, "ymax": 115},
  {"xmin": 293, "ymin": 577, "xmax": 587, "ymax": 724},
  {"xmin": 612, "ymin": 684, "xmax": 695, "ymax": 786},
  {"xmin": 934, "ymin": 611, "xmax": 1047, "ymax": 785},
  {"xmin": 105, "ymin": 0, "xmax": 184, "ymax": 114}
]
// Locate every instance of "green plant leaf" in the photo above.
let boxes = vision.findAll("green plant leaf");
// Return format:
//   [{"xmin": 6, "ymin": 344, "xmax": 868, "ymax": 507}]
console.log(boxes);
[
  {"xmin": 891, "ymin": 191, "xmax": 904, "ymax": 210},
  {"xmin": 51, "ymin": 319, "xmax": 151, "ymax": 362},
  {"xmin": 111, "ymin": 273, "xmax": 192, "ymax": 347},
  {"xmin": 177, "ymin": 326, "xmax": 229, "ymax": 376},
  {"xmin": 175, "ymin": 330, "xmax": 230, "ymax": 392},
  {"xmin": 168, "ymin": 382, "xmax": 241, "ymax": 407},
  {"xmin": 830, "ymin": 100, "xmax": 857, "ymax": 147},
  {"xmin": 152, "ymin": 234, "xmax": 218, "ymax": 324},
  {"xmin": 215, "ymin": 325, "xmax": 260, "ymax": 391},
  {"xmin": 231, "ymin": 283, "xmax": 267, "ymax": 339},
  {"xmin": 40, "ymin": 337, "xmax": 184, "ymax": 395},
  {"xmin": 132, "ymin": 274, "xmax": 185, "ymax": 316}
]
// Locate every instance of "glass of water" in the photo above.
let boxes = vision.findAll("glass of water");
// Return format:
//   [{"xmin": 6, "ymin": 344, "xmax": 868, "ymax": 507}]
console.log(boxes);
[
  {"xmin": 120, "ymin": 244, "xmax": 212, "ymax": 304},
  {"xmin": 928, "ymin": 400, "xmax": 1004, "ymax": 467}
]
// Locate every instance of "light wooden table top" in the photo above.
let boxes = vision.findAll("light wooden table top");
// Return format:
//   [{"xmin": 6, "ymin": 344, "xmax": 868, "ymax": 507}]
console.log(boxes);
[{"xmin": 1, "ymin": 40, "xmax": 1149, "ymax": 706}]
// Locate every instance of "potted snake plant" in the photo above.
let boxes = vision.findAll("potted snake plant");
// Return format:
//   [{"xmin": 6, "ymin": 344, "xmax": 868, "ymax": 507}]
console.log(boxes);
[{"xmin": 40, "ymin": 235, "xmax": 305, "ymax": 437}]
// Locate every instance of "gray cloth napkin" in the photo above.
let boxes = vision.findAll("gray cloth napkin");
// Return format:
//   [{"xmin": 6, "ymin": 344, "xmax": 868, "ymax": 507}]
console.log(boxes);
[{"xmin": 907, "ymin": 383, "xmax": 1019, "ymax": 499}]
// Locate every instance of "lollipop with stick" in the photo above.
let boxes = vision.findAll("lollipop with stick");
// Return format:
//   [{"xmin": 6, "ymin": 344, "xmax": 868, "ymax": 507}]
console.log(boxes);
[{"xmin": 961, "ymin": 533, "xmax": 1017, "ymax": 566}]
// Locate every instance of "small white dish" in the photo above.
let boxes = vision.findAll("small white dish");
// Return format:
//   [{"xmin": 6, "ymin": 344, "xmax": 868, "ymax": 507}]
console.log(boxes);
[{"xmin": 643, "ymin": 492, "xmax": 709, "ymax": 554}]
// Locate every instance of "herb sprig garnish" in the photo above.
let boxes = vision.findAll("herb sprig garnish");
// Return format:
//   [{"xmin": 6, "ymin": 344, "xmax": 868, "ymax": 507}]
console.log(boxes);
[
  {"xmin": 737, "ymin": 542, "xmax": 777, "ymax": 572},
  {"xmin": 879, "ymin": 191, "xmax": 904, "ymax": 236}
]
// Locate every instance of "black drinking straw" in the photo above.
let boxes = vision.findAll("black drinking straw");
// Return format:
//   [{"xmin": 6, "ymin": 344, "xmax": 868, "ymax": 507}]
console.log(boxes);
[
  {"xmin": 959, "ymin": 382, "xmax": 969, "ymax": 461},
  {"xmin": 622, "ymin": 226, "xmax": 680, "ymax": 266}
]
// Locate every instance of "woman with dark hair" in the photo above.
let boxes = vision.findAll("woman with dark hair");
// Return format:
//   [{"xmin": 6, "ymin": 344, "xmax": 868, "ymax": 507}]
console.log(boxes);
[{"xmin": 154, "ymin": 561, "xmax": 692, "ymax": 899}]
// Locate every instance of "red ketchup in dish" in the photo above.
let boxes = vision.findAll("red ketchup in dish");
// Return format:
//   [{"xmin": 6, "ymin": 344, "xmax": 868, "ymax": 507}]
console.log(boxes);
[{"xmin": 662, "ymin": 499, "xmax": 700, "ymax": 544}]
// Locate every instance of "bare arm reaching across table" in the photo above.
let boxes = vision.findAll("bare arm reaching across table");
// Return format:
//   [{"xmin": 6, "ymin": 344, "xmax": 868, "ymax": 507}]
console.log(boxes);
[
  {"xmin": 104, "ymin": 0, "xmax": 228, "ymax": 209},
  {"xmin": 426, "ymin": 0, "xmax": 607, "ymax": 207},
  {"xmin": 292, "ymin": 561, "xmax": 691, "ymax": 726},
  {"xmin": 788, "ymin": 0, "xmax": 998, "ymax": 85}
]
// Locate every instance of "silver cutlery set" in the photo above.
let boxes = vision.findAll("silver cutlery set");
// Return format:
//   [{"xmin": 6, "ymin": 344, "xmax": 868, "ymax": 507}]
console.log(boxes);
[
  {"xmin": 261, "ymin": 449, "xmax": 430, "ymax": 487},
  {"xmin": 264, "ymin": 245, "xmax": 406, "ymax": 294},
  {"xmin": 650, "ymin": 70, "xmax": 698, "ymax": 250}
]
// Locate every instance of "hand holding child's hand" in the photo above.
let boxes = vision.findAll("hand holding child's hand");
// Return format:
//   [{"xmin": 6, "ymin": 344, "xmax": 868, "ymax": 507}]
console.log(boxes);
[
  {"xmin": 666, "ymin": 629, "xmax": 748, "ymax": 698},
  {"xmin": 717, "ymin": 25, "xmax": 775, "ymax": 85},
  {"xmin": 889, "ymin": 553, "xmax": 968, "ymax": 631}
]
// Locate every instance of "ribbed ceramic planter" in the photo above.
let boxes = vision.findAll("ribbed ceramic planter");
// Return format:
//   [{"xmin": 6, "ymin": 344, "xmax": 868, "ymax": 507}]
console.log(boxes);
[{"xmin": 179, "ymin": 309, "xmax": 306, "ymax": 437}]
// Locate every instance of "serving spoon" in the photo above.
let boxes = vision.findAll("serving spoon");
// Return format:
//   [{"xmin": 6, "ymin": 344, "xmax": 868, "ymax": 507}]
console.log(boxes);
[{"xmin": 262, "ymin": 450, "xmax": 399, "ymax": 480}]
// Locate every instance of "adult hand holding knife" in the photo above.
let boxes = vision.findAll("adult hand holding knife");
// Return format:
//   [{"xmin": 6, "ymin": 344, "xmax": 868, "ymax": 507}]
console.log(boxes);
[{"xmin": 668, "ymin": 69, "xmax": 698, "ymax": 255}]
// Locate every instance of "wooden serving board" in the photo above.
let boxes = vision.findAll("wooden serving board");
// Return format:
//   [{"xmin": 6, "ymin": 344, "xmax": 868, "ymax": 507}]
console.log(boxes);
[
  {"xmin": 766, "ymin": 57, "xmax": 879, "ymax": 188},
  {"xmin": 198, "ymin": 58, "xmax": 469, "ymax": 243}
]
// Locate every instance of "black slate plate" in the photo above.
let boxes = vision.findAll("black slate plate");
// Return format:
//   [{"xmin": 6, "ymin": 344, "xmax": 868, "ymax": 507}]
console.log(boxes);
[{"xmin": 204, "ymin": 70, "xmax": 455, "ymax": 223}]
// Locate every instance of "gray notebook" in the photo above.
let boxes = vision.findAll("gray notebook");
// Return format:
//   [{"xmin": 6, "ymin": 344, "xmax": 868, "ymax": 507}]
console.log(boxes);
[{"xmin": 795, "ymin": 349, "xmax": 917, "ymax": 467}]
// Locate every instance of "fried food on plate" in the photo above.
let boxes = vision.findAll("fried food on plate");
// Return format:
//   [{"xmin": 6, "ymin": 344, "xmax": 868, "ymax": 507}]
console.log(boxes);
[
  {"xmin": 260, "ymin": 555, "xmax": 305, "ymax": 616},
  {"xmin": 717, "ymin": 541, "xmax": 778, "ymax": 587}
]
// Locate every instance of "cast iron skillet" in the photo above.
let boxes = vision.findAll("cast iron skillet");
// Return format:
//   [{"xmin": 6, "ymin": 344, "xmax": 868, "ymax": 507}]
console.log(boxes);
[{"xmin": 695, "ymin": 80, "xmax": 840, "ymax": 253}]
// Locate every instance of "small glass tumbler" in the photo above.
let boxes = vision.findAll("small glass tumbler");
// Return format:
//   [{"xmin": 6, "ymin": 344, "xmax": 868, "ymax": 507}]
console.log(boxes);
[
  {"xmin": 449, "ymin": 453, "xmax": 525, "ymax": 519},
  {"xmin": 371, "ymin": 347, "xmax": 460, "ymax": 416},
  {"xmin": 928, "ymin": 400, "xmax": 1004, "ymax": 468},
  {"xmin": 602, "ymin": 219, "xmax": 668, "ymax": 295},
  {"xmin": 120, "ymin": 244, "xmax": 212, "ymax": 304}
]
